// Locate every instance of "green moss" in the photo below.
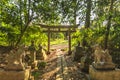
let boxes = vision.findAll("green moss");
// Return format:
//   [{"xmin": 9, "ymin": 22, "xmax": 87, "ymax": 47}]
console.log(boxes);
[{"xmin": 37, "ymin": 61, "xmax": 47, "ymax": 69}]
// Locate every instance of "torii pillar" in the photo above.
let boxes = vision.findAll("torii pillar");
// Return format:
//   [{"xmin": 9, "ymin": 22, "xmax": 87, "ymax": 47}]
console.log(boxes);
[
  {"xmin": 47, "ymin": 28, "xmax": 50, "ymax": 54},
  {"xmin": 68, "ymin": 28, "xmax": 72, "ymax": 55}
]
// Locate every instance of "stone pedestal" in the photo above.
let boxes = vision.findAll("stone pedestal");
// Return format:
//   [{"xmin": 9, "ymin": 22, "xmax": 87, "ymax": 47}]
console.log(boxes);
[
  {"xmin": 0, "ymin": 69, "xmax": 30, "ymax": 80},
  {"xmin": 89, "ymin": 65, "xmax": 120, "ymax": 80},
  {"xmin": 30, "ymin": 52, "xmax": 36, "ymax": 63},
  {"xmin": 27, "ymin": 51, "xmax": 36, "ymax": 66},
  {"xmin": 0, "ymin": 47, "xmax": 31, "ymax": 80}
]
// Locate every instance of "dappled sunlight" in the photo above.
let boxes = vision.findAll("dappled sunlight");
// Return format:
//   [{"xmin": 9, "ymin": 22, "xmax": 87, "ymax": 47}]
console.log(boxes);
[
  {"xmin": 0, "ymin": 0, "xmax": 120, "ymax": 80},
  {"xmin": 41, "ymin": 67, "xmax": 60, "ymax": 79}
]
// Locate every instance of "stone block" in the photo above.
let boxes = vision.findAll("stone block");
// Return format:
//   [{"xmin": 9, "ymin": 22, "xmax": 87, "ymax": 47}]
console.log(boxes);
[
  {"xmin": 89, "ymin": 65, "xmax": 120, "ymax": 80},
  {"xmin": 0, "ymin": 69, "xmax": 30, "ymax": 80}
]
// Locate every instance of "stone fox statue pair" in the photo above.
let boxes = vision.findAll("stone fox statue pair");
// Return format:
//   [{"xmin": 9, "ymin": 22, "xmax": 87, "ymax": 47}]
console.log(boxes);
[
  {"xmin": 93, "ymin": 45, "xmax": 112, "ymax": 63},
  {"xmin": 92, "ymin": 44, "xmax": 115, "ymax": 69}
]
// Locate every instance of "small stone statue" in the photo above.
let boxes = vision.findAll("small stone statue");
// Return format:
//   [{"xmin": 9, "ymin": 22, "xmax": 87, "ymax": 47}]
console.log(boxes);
[
  {"xmin": 104, "ymin": 49, "xmax": 113, "ymax": 63},
  {"xmin": 4, "ymin": 46, "xmax": 25, "ymax": 70},
  {"xmin": 28, "ymin": 40, "xmax": 36, "ymax": 52},
  {"xmin": 28, "ymin": 41, "xmax": 36, "ymax": 65},
  {"xmin": 93, "ymin": 45, "xmax": 105, "ymax": 63},
  {"xmin": 74, "ymin": 42, "xmax": 84, "ymax": 61},
  {"xmin": 36, "ymin": 44, "xmax": 44, "ymax": 60}
]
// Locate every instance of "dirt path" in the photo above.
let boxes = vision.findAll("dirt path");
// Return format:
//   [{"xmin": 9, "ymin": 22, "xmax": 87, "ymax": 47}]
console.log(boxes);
[
  {"xmin": 38, "ymin": 44, "xmax": 89, "ymax": 80},
  {"xmin": 39, "ymin": 47, "xmax": 68, "ymax": 80},
  {"xmin": 50, "ymin": 44, "xmax": 68, "ymax": 51},
  {"xmin": 56, "ymin": 49, "xmax": 69, "ymax": 80}
]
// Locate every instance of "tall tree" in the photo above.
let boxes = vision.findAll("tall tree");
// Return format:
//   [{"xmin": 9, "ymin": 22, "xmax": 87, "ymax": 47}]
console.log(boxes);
[
  {"xmin": 82, "ymin": 0, "xmax": 92, "ymax": 47},
  {"xmin": 104, "ymin": 0, "xmax": 114, "ymax": 49},
  {"xmin": 85, "ymin": 0, "xmax": 92, "ymax": 28}
]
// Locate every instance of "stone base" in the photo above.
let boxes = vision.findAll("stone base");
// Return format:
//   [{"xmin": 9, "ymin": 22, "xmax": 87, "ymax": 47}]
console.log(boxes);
[
  {"xmin": 92, "ymin": 62, "xmax": 116, "ymax": 70},
  {"xmin": 0, "ymin": 69, "xmax": 30, "ymax": 80},
  {"xmin": 89, "ymin": 65, "xmax": 120, "ymax": 80}
]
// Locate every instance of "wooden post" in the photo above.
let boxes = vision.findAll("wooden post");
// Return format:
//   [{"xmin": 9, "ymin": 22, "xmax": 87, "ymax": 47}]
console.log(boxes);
[
  {"xmin": 68, "ymin": 28, "xmax": 72, "ymax": 55},
  {"xmin": 47, "ymin": 28, "xmax": 50, "ymax": 54}
]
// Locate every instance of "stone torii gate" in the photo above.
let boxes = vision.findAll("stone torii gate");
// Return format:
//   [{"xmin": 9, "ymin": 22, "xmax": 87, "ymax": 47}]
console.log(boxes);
[{"xmin": 38, "ymin": 24, "xmax": 78, "ymax": 55}]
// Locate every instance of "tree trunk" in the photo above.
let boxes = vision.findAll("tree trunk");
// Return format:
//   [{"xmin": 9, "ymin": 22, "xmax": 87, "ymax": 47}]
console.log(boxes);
[
  {"xmin": 15, "ymin": 22, "xmax": 30, "ymax": 46},
  {"xmin": 104, "ymin": 0, "xmax": 114, "ymax": 49},
  {"xmin": 85, "ymin": 0, "xmax": 92, "ymax": 28}
]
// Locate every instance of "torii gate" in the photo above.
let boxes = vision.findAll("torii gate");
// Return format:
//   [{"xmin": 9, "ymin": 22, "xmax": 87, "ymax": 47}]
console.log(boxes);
[{"xmin": 38, "ymin": 24, "xmax": 78, "ymax": 55}]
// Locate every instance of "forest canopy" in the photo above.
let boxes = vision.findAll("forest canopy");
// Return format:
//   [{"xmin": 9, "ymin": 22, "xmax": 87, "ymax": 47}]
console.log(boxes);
[{"xmin": 0, "ymin": 0, "xmax": 120, "ymax": 50}]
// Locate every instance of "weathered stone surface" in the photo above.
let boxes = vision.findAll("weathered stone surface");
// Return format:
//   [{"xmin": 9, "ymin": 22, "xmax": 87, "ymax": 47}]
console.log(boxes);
[
  {"xmin": 4, "ymin": 47, "xmax": 25, "ymax": 70},
  {"xmin": 29, "ymin": 76, "xmax": 34, "ymax": 80},
  {"xmin": 28, "ymin": 51, "xmax": 36, "ymax": 65},
  {"xmin": 36, "ymin": 44, "xmax": 44, "ymax": 60},
  {"xmin": 73, "ymin": 46, "xmax": 84, "ymax": 61},
  {"xmin": 0, "ymin": 54, "xmax": 8, "ymax": 68},
  {"xmin": 0, "ymin": 45, "xmax": 32, "ymax": 80},
  {"xmin": 92, "ymin": 44, "xmax": 115, "ymax": 69},
  {"xmin": 92, "ymin": 62, "xmax": 116, "ymax": 70},
  {"xmin": 89, "ymin": 65, "xmax": 120, "ymax": 80},
  {"xmin": 28, "ymin": 41, "xmax": 36, "ymax": 66},
  {"xmin": 0, "ymin": 69, "xmax": 30, "ymax": 80}
]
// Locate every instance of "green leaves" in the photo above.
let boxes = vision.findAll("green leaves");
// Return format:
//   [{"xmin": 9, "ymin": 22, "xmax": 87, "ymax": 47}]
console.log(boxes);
[
  {"xmin": 0, "ymin": 0, "xmax": 119, "ymax": 49},
  {"xmin": 21, "ymin": 25, "xmax": 47, "ymax": 46},
  {"xmin": 72, "ymin": 27, "xmax": 106, "ymax": 47},
  {"xmin": 0, "ymin": 22, "xmax": 20, "ymax": 46}
]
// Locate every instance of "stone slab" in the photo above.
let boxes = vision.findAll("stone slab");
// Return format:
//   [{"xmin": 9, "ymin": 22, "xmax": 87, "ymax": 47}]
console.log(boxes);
[
  {"xmin": 89, "ymin": 65, "xmax": 120, "ymax": 80},
  {"xmin": 0, "ymin": 69, "xmax": 30, "ymax": 80}
]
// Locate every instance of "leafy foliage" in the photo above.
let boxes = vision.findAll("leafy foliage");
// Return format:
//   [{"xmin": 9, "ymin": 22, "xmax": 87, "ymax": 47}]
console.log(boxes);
[
  {"xmin": 72, "ymin": 27, "xmax": 106, "ymax": 47},
  {"xmin": 22, "ymin": 25, "xmax": 47, "ymax": 46},
  {"xmin": 0, "ymin": 0, "xmax": 120, "ymax": 52},
  {"xmin": 0, "ymin": 22, "xmax": 20, "ymax": 46}
]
